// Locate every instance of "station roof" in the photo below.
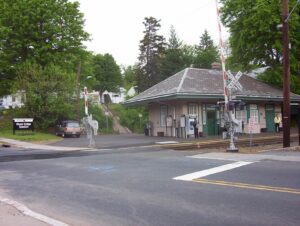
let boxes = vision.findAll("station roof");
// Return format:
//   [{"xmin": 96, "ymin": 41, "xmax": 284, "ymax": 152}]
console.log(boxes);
[{"xmin": 124, "ymin": 68, "xmax": 300, "ymax": 106}]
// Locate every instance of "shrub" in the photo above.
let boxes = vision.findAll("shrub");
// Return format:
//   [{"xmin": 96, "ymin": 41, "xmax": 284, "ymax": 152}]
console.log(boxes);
[{"xmin": 109, "ymin": 104, "xmax": 148, "ymax": 133}]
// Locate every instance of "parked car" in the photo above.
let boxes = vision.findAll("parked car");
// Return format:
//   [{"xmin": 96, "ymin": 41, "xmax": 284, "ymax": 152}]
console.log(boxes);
[{"xmin": 55, "ymin": 120, "xmax": 81, "ymax": 138}]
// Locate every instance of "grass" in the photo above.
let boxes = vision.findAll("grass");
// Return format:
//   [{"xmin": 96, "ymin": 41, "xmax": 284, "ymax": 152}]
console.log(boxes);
[{"xmin": 0, "ymin": 129, "xmax": 62, "ymax": 143}]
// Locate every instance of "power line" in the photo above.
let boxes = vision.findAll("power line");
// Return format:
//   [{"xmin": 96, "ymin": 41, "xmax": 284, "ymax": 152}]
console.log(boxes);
[{"xmin": 285, "ymin": 0, "xmax": 300, "ymax": 22}]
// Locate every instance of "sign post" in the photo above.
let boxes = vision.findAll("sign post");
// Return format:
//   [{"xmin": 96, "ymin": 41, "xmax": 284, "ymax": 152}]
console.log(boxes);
[
  {"xmin": 249, "ymin": 117, "xmax": 255, "ymax": 147},
  {"xmin": 138, "ymin": 113, "xmax": 142, "ymax": 129}
]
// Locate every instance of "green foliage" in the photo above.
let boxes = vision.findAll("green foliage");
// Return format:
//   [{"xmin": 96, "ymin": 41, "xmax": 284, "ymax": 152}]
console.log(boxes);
[
  {"xmin": 136, "ymin": 25, "xmax": 220, "ymax": 87},
  {"xmin": 136, "ymin": 17, "xmax": 166, "ymax": 92},
  {"xmin": 92, "ymin": 53, "xmax": 122, "ymax": 98},
  {"xmin": 194, "ymin": 30, "xmax": 219, "ymax": 69},
  {"xmin": 0, "ymin": 130, "xmax": 60, "ymax": 142},
  {"xmin": 0, "ymin": 109, "xmax": 60, "ymax": 140},
  {"xmin": 87, "ymin": 105, "xmax": 114, "ymax": 134},
  {"xmin": 77, "ymin": 50, "xmax": 97, "ymax": 90},
  {"xmin": 16, "ymin": 62, "xmax": 76, "ymax": 129},
  {"xmin": 0, "ymin": 0, "xmax": 89, "ymax": 95},
  {"xmin": 0, "ymin": 109, "xmax": 14, "ymax": 130},
  {"xmin": 122, "ymin": 65, "xmax": 136, "ymax": 91},
  {"xmin": 160, "ymin": 26, "xmax": 190, "ymax": 80},
  {"xmin": 109, "ymin": 104, "xmax": 148, "ymax": 133},
  {"xmin": 220, "ymin": 0, "xmax": 300, "ymax": 94}
]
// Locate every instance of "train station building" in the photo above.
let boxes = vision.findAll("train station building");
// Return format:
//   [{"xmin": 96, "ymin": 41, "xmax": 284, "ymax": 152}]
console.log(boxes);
[{"xmin": 125, "ymin": 68, "xmax": 300, "ymax": 138}]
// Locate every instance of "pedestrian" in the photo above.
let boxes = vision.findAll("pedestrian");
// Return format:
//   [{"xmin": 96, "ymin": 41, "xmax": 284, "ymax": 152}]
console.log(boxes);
[
  {"xmin": 274, "ymin": 114, "xmax": 281, "ymax": 133},
  {"xmin": 242, "ymin": 121, "xmax": 244, "ymax": 134},
  {"xmin": 193, "ymin": 119, "xmax": 199, "ymax": 138}
]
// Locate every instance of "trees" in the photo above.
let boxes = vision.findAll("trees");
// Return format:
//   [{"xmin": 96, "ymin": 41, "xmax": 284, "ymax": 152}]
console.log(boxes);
[
  {"xmin": 160, "ymin": 26, "xmax": 189, "ymax": 80},
  {"xmin": 122, "ymin": 65, "xmax": 137, "ymax": 91},
  {"xmin": 220, "ymin": 0, "xmax": 300, "ymax": 93},
  {"xmin": 92, "ymin": 54, "xmax": 122, "ymax": 101},
  {"xmin": 194, "ymin": 30, "xmax": 219, "ymax": 69},
  {"xmin": 136, "ymin": 21, "xmax": 221, "ymax": 91},
  {"xmin": 136, "ymin": 17, "xmax": 166, "ymax": 92},
  {"xmin": 0, "ymin": 0, "xmax": 89, "ymax": 95},
  {"xmin": 16, "ymin": 62, "xmax": 75, "ymax": 129}
]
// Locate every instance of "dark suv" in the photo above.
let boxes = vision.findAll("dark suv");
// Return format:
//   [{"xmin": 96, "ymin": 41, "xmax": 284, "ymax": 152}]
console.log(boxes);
[{"xmin": 55, "ymin": 120, "xmax": 81, "ymax": 138}]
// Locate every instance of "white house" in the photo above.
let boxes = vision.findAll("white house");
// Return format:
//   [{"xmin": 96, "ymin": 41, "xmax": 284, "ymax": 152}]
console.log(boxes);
[{"xmin": 0, "ymin": 91, "xmax": 24, "ymax": 109}]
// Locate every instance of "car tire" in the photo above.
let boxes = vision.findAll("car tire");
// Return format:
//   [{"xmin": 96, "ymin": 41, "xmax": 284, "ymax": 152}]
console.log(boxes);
[{"xmin": 76, "ymin": 134, "xmax": 80, "ymax": 138}]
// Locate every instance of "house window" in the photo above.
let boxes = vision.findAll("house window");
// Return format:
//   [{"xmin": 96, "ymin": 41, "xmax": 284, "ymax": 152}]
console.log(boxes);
[
  {"xmin": 160, "ymin": 105, "xmax": 168, "ymax": 126},
  {"xmin": 250, "ymin": 104, "xmax": 259, "ymax": 124},
  {"xmin": 188, "ymin": 103, "xmax": 197, "ymax": 115}
]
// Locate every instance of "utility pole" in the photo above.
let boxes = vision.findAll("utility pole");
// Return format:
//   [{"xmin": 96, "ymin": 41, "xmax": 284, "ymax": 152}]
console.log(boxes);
[{"xmin": 282, "ymin": 0, "xmax": 290, "ymax": 147}]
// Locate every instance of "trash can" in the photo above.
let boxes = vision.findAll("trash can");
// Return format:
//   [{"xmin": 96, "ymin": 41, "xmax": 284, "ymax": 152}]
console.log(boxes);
[{"xmin": 157, "ymin": 132, "xmax": 164, "ymax": 137}]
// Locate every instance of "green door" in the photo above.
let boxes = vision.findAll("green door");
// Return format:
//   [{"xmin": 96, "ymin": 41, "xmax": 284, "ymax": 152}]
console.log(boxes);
[
  {"xmin": 207, "ymin": 111, "xmax": 216, "ymax": 136},
  {"xmin": 266, "ymin": 105, "xmax": 275, "ymax": 132}
]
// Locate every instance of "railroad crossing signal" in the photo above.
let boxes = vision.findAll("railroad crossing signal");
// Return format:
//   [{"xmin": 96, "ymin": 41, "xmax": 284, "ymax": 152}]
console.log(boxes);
[{"xmin": 227, "ymin": 71, "xmax": 243, "ymax": 91}]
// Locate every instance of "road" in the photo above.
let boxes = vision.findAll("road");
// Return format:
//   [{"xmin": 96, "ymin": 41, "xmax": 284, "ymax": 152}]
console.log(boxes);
[{"xmin": 0, "ymin": 139, "xmax": 300, "ymax": 226}]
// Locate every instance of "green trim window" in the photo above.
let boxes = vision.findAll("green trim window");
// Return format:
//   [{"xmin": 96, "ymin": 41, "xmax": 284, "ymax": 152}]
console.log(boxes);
[
  {"xmin": 160, "ymin": 105, "xmax": 168, "ymax": 126},
  {"xmin": 202, "ymin": 105, "xmax": 206, "ymax": 125},
  {"xmin": 249, "ymin": 104, "xmax": 259, "ymax": 124}
]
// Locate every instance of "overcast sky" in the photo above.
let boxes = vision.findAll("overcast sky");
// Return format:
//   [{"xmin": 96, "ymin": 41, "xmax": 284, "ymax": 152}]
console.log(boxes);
[{"xmin": 76, "ymin": 0, "xmax": 228, "ymax": 66}]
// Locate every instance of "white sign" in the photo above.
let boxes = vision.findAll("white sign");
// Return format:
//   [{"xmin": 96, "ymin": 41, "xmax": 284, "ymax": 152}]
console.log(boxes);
[
  {"xmin": 180, "ymin": 116, "xmax": 186, "ymax": 127},
  {"xmin": 13, "ymin": 118, "xmax": 33, "ymax": 122},
  {"xmin": 227, "ymin": 70, "xmax": 243, "ymax": 91},
  {"xmin": 166, "ymin": 116, "xmax": 173, "ymax": 127}
]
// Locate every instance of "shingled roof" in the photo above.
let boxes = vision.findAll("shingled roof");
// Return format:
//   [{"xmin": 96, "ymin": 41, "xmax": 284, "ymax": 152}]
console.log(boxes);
[{"xmin": 125, "ymin": 68, "xmax": 300, "ymax": 106}]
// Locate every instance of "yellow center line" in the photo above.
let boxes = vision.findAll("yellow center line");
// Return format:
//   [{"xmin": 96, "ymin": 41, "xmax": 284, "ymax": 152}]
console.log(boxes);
[{"xmin": 193, "ymin": 179, "xmax": 300, "ymax": 195}]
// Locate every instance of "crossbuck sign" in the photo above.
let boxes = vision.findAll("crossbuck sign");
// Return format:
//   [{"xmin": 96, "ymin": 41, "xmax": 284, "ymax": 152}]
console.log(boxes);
[{"xmin": 227, "ymin": 71, "xmax": 243, "ymax": 91}]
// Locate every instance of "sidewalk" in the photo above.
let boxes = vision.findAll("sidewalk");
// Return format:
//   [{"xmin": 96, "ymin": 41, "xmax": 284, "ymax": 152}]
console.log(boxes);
[
  {"xmin": 0, "ymin": 137, "xmax": 90, "ymax": 151},
  {"xmin": 0, "ymin": 202, "xmax": 49, "ymax": 226},
  {"xmin": 0, "ymin": 138, "xmax": 83, "ymax": 226}
]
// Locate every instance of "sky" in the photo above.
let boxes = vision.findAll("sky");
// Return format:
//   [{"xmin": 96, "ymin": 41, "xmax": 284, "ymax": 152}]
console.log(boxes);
[{"xmin": 75, "ymin": 0, "xmax": 228, "ymax": 66}]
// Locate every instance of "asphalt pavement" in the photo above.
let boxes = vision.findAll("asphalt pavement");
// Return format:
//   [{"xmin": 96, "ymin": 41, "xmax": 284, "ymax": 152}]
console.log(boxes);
[{"xmin": 0, "ymin": 134, "xmax": 300, "ymax": 226}]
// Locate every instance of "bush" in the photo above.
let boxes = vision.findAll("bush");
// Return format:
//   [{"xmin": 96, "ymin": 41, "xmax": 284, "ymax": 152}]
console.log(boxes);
[
  {"xmin": 88, "ymin": 105, "xmax": 114, "ymax": 134},
  {"xmin": 109, "ymin": 104, "xmax": 148, "ymax": 133}
]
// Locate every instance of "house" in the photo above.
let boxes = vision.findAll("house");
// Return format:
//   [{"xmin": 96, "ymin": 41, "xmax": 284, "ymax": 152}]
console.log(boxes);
[
  {"xmin": 102, "ymin": 87, "xmax": 136, "ymax": 104},
  {"xmin": 124, "ymin": 68, "xmax": 300, "ymax": 137},
  {"xmin": 0, "ymin": 91, "xmax": 24, "ymax": 109}
]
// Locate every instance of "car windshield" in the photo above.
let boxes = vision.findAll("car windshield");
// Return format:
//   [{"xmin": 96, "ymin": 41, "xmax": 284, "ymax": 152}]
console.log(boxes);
[{"xmin": 67, "ymin": 122, "xmax": 80, "ymax": 127}]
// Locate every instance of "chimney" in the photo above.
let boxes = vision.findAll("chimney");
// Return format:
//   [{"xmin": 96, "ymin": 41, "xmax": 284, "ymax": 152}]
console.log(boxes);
[{"xmin": 211, "ymin": 62, "xmax": 222, "ymax": 70}]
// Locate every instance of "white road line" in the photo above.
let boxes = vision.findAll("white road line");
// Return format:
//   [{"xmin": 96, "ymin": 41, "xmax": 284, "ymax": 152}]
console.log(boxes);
[
  {"xmin": 0, "ymin": 197, "xmax": 69, "ymax": 226},
  {"xmin": 173, "ymin": 161, "xmax": 253, "ymax": 181},
  {"xmin": 155, "ymin": 141, "xmax": 179, "ymax": 144},
  {"xmin": 187, "ymin": 156, "xmax": 240, "ymax": 162}
]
